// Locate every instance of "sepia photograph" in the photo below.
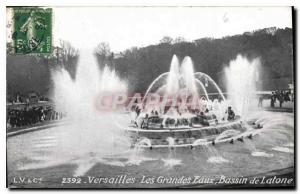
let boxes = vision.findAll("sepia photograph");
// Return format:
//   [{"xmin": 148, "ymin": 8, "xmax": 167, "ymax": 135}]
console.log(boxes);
[{"xmin": 6, "ymin": 6, "xmax": 295, "ymax": 188}]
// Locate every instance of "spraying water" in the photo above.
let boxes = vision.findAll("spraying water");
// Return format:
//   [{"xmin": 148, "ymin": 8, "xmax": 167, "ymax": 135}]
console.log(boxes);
[
  {"xmin": 127, "ymin": 138, "xmax": 154, "ymax": 165},
  {"xmin": 15, "ymin": 49, "xmax": 132, "ymax": 176},
  {"xmin": 192, "ymin": 138, "xmax": 229, "ymax": 164},
  {"xmin": 143, "ymin": 55, "xmax": 228, "ymax": 118},
  {"xmin": 53, "ymin": 50, "xmax": 127, "ymax": 119},
  {"xmin": 166, "ymin": 55, "xmax": 180, "ymax": 95},
  {"xmin": 52, "ymin": 49, "xmax": 129, "ymax": 151},
  {"xmin": 180, "ymin": 56, "xmax": 198, "ymax": 97},
  {"xmin": 225, "ymin": 55, "xmax": 260, "ymax": 117},
  {"xmin": 162, "ymin": 137, "xmax": 182, "ymax": 168}
]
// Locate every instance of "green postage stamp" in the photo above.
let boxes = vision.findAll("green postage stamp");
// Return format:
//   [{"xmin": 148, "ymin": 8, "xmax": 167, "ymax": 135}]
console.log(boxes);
[{"xmin": 12, "ymin": 7, "xmax": 52, "ymax": 54}]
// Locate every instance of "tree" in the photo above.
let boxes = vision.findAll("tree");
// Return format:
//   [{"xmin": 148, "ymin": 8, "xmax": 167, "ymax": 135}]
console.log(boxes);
[
  {"xmin": 94, "ymin": 42, "xmax": 112, "ymax": 66},
  {"xmin": 59, "ymin": 40, "xmax": 79, "ymax": 63},
  {"xmin": 94, "ymin": 42, "xmax": 111, "ymax": 58},
  {"xmin": 174, "ymin": 37, "xmax": 186, "ymax": 44},
  {"xmin": 58, "ymin": 40, "xmax": 79, "ymax": 79},
  {"xmin": 159, "ymin": 36, "xmax": 173, "ymax": 44},
  {"xmin": 112, "ymin": 27, "xmax": 293, "ymax": 92}
]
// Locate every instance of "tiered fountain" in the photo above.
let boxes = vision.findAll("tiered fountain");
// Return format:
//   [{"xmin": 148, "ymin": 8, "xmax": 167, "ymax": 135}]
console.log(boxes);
[{"xmin": 126, "ymin": 55, "xmax": 254, "ymax": 149}]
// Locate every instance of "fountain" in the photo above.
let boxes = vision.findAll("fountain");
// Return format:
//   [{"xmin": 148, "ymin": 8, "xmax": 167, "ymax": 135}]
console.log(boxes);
[
  {"xmin": 127, "ymin": 138, "xmax": 152, "ymax": 165},
  {"xmin": 51, "ymin": 52, "xmax": 264, "ymax": 161},
  {"xmin": 126, "ymin": 55, "xmax": 249, "ymax": 148},
  {"xmin": 7, "ymin": 50, "xmax": 294, "ymax": 188},
  {"xmin": 161, "ymin": 137, "xmax": 182, "ymax": 168},
  {"xmin": 48, "ymin": 49, "xmax": 131, "ymax": 164},
  {"xmin": 143, "ymin": 55, "xmax": 217, "ymax": 102},
  {"xmin": 53, "ymin": 49, "xmax": 127, "ymax": 119},
  {"xmin": 225, "ymin": 55, "xmax": 260, "ymax": 117}
]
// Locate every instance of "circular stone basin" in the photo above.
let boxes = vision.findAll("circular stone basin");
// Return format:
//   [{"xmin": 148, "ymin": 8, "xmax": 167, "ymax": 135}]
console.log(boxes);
[{"xmin": 126, "ymin": 117, "xmax": 246, "ymax": 148}]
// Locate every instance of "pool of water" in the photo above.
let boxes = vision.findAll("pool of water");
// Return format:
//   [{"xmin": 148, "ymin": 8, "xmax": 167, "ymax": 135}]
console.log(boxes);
[{"xmin": 7, "ymin": 111, "xmax": 294, "ymax": 188}]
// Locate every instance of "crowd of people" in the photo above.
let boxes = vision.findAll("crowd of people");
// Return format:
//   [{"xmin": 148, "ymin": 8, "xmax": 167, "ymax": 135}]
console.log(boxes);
[
  {"xmin": 257, "ymin": 89, "xmax": 293, "ymax": 108},
  {"xmin": 270, "ymin": 90, "xmax": 293, "ymax": 108},
  {"xmin": 7, "ymin": 93, "xmax": 49, "ymax": 104},
  {"xmin": 7, "ymin": 106, "xmax": 64, "ymax": 129}
]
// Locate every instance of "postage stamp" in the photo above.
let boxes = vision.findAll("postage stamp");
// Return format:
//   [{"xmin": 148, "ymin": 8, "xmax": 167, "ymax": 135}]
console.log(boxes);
[{"xmin": 11, "ymin": 7, "xmax": 52, "ymax": 54}]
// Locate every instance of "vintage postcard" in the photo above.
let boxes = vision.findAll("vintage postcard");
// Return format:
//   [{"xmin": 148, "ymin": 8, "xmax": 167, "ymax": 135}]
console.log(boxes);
[{"xmin": 6, "ymin": 6, "xmax": 295, "ymax": 188}]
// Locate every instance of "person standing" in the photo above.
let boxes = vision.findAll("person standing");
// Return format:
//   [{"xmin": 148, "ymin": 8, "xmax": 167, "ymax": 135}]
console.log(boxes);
[
  {"xmin": 258, "ymin": 96, "xmax": 263, "ymax": 107},
  {"xmin": 270, "ymin": 92, "xmax": 275, "ymax": 107},
  {"xmin": 278, "ymin": 91, "xmax": 284, "ymax": 108}
]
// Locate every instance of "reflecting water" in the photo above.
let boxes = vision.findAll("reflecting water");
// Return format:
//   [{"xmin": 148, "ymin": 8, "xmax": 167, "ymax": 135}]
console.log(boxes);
[{"xmin": 7, "ymin": 111, "xmax": 294, "ymax": 188}]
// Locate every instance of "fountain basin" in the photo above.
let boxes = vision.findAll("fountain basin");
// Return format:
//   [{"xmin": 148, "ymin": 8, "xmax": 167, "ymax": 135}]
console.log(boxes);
[
  {"xmin": 130, "ymin": 131, "xmax": 259, "ymax": 149},
  {"xmin": 126, "ymin": 117, "xmax": 247, "ymax": 148}
]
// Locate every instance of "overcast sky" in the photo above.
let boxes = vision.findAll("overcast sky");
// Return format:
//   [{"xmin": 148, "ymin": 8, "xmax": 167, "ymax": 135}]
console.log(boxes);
[{"xmin": 53, "ymin": 7, "xmax": 292, "ymax": 52}]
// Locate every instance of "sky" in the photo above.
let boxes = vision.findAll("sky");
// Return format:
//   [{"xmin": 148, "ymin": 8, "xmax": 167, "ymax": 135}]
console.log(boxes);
[{"xmin": 53, "ymin": 7, "xmax": 292, "ymax": 52}]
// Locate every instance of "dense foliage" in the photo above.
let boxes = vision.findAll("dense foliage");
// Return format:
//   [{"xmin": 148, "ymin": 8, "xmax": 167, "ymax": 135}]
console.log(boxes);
[
  {"xmin": 113, "ymin": 27, "xmax": 293, "ymax": 93},
  {"xmin": 7, "ymin": 27, "xmax": 293, "ymax": 98}
]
